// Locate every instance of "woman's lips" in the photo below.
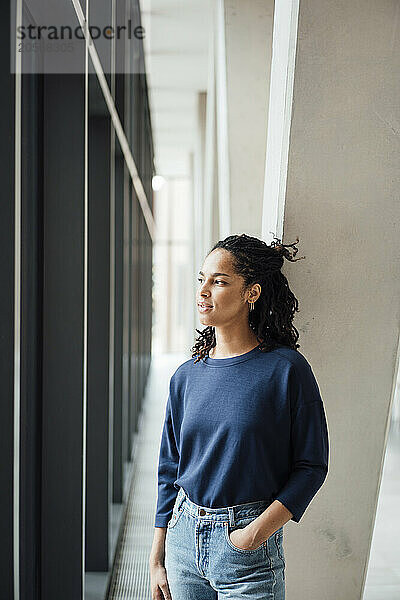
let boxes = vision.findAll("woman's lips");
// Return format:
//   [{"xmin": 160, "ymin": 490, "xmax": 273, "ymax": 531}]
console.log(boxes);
[{"xmin": 198, "ymin": 304, "xmax": 213, "ymax": 313}]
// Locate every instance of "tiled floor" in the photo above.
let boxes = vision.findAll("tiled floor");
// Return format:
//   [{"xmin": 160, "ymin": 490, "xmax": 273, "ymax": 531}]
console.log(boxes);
[{"xmin": 362, "ymin": 420, "xmax": 400, "ymax": 599}]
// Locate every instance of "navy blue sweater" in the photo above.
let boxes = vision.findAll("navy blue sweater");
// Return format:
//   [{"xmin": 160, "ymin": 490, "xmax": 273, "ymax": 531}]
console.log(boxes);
[{"xmin": 154, "ymin": 344, "xmax": 329, "ymax": 527}]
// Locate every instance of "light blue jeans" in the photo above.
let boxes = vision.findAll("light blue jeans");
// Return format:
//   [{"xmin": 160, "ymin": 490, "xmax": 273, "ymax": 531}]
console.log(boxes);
[{"xmin": 165, "ymin": 487, "xmax": 285, "ymax": 599}]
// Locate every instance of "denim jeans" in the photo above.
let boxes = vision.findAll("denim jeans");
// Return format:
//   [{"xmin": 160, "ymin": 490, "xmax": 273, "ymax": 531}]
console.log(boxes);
[{"xmin": 165, "ymin": 486, "xmax": 285, "ymax": 599}]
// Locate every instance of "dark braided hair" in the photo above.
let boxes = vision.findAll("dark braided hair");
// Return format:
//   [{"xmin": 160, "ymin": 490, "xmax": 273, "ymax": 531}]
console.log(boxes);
[{"xmin": 191, "ymin": 233, "xmax": 305, "ymax": 364}]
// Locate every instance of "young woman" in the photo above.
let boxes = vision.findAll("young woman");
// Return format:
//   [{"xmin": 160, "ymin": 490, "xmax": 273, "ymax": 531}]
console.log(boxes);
[{"xmin": 149, "ymin": 233, "xmax": 329, "ymax": 600}]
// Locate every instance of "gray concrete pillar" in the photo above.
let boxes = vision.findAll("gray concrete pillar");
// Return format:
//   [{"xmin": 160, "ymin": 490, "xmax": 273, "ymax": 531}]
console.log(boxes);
[
  {"xmin": 215, "ymin": 0, "xmax": 274, "ymax": 237},
  {"xmin": 263, "ymin": 1, "xmax": 400, "ymax": 598}
]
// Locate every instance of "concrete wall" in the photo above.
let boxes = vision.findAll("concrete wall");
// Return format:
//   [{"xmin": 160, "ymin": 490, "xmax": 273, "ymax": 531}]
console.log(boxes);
[
  {"xmin": 214, "ymin": 0, "xmax": 274, "ymax": 238},
  {"xmin": 276, "ymin": 1, "xmax": 400, "ymax": 598},
  {"xmin": 224, "ymin": 0, "xmax": 274, "ymax": 237}
]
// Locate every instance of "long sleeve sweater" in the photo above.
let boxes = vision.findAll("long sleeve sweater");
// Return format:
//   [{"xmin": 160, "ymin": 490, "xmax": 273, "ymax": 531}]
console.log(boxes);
[{"xmin": 154, "ymin": 344, "xmax": 329, "ymax": 528}]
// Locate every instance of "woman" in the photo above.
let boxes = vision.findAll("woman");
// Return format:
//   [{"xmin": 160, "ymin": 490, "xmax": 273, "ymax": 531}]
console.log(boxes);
[{"xmin": 149, "ymin": 233, "xmax": 329, "ymax": 600}]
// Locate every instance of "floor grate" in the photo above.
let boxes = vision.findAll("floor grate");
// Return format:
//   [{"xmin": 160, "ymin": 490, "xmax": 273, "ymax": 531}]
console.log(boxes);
[{"xmin": 107, "ymin": 353, "xmax": 187, "ymax": 599}]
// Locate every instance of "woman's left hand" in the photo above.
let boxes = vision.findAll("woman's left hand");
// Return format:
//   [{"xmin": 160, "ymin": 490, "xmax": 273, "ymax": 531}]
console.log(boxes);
[{"xmin": 229, "ymin": 527, "xmax": 263, "ymax": 551}]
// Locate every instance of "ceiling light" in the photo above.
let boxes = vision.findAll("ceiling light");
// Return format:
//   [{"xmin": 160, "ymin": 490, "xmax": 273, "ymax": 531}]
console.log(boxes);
[{"xmin": 152, "ymin": 175, "xmax": 166, "ymax": 191}]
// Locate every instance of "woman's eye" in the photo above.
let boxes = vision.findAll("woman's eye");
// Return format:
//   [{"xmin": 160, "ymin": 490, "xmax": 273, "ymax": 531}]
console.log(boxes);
[{"xmin": 197, "ymin": 278, "xmax": 225, "ymax": 285}]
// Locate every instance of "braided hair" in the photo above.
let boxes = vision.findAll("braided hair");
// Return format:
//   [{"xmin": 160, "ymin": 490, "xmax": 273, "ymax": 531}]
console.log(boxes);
[{"xmin": 191, "ymin": 233, "xmax": 305, "ymax": 364}]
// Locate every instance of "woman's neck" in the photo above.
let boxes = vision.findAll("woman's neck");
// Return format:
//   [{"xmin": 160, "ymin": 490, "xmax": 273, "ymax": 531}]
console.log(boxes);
[{"xmin": 209, "ymin": 333, "xmax": 260, "ymax": 359}]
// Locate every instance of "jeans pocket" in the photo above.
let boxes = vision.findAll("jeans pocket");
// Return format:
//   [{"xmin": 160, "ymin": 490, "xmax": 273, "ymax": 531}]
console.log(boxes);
[
  {"xmin": 223, "ymin": 516, "xmax": 266, "ymax": 555},
  {"xmin": 167, "ymin": 506, "xmax": 184, "ymax": 530},
  {"xmin": 275, "ymin": 528, "xmax": 285, "ymax": 564}
]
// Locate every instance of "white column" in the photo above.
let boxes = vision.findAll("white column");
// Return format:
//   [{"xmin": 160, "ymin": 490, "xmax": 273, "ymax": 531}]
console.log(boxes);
[
  {"xmin": 193, "ymin": 93, "xmax": 207, "ymax": 280},
  {"xmin": 198, "ymin": 91, "xmax": 207, "ymax": 257},
  {"xmin": 262, "ymin": 0, "xmax": 299, "ymax": 243},
  {"xmin": 204, "ymin": 28, "xmax": 216, "ymax": 253},
  {"xmin": 214, "ymin": 0, "xmax": 231, "ymax": 238},
  {"xmin": 264, "ymin": 1, "xmax": 400, "ymax": 598}
]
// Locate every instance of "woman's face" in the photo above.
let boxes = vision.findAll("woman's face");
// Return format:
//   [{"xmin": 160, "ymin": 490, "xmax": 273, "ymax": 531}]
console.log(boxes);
[{"xmin": 196, "ymin": 249, "xmax": 249, "ymax": 327}]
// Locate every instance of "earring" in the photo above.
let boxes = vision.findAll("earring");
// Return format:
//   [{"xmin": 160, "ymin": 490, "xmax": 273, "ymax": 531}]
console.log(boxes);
[{"xmin": 249, "ymin": 301, "xmax": 254, "ymax": 311}]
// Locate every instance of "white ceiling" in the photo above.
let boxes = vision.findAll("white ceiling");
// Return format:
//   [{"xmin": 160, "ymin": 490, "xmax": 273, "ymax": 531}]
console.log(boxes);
[{"xmin": 141, "ymin": 0, "xmax": 213, "ymax": 177}]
